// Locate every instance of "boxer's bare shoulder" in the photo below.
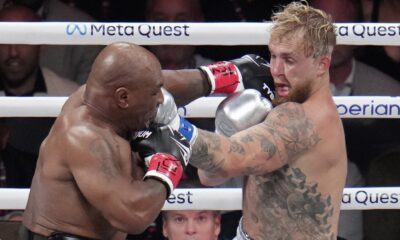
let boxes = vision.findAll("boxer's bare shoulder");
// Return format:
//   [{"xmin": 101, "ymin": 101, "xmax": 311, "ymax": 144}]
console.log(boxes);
[{"xmin": 60, "ymin": 85, "xmax": 86, "ymax": 113}]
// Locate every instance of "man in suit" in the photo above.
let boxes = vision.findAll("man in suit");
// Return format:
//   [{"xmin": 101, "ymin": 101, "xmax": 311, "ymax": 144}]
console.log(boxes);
[
  {"xmin": 0, "ymin": 4, "xmax": 79, "ymax": 188},
  {"xmin": 0, "ymin": 0, "xmax": 102, "ymax": 84}
]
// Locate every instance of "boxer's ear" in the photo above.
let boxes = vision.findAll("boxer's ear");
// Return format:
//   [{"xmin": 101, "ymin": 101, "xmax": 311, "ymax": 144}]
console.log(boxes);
[
  {"xmin": 317, "ymin": 55, "xmax": 331, "ymax": 77},
  {"xmin": 115, "ymin": 87, "xmax": 129, "ymax": 108}
]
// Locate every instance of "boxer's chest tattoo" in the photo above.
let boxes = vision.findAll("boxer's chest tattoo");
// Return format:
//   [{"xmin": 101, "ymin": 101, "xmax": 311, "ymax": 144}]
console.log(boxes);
[{"xmin": 247, "ymin": 166, "xmax": 334, "ymax": 240}]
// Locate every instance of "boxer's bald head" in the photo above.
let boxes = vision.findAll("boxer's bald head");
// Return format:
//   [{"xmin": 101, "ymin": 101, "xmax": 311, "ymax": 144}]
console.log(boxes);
[
  {"xmin": 88, "ymin": 42, "xmax": 161, "ymax": 89},
  {"xmin": 84, "ymin": 42, "xmax": 164, "ymax": 131}
]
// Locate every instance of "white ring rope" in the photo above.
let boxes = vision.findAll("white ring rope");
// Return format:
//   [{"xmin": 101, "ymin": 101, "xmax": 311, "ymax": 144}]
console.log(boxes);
[
  {"xmin": 0, "ymin": 22, "xmax": 399, "ymax": 46},
  {"xmin": 0, "ymin": 96, "xmax": 399, "ymax": 118},
  {"xmin": 1, "ymin": 188, "xmax": 400, "ymax": 211}
]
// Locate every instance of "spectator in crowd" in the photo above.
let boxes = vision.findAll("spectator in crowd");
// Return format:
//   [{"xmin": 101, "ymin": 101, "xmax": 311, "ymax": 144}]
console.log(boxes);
[
  {"xmin": 357, "ymin": 0, "xmax": 400, "ymax": 81},
  {"xmin": 163, "ymin": 180, "xmax": 219, "ymax": 240},
  {"xmin": 0, "ymin": 210, "xmax": 23, "ymax": 221},
  {"xmin": 0, "ymin": 119, "xmax": 8, "ymax": 152},
  {"xmin": 310, "ymin": 0, "xmax": 399, "ymax": 97},
  {"xmin": 310, "ymin": 0, "xmax": 400, "ymax": 171},
  {"xmin": 0, "ymin": 4, "xmax": 79, "ymax": 188},
  {"xmin": 364, "ymin": 146, "xmax": 400, "ymax": 240},
  {"xmin": 162, "ymin": 210, "xmax": 221, "ymax": 240},
  {"xmin": 360, "ymin": 0, "xmax": 374, "ymax": 21},
  {"xmin": 145, "ymin": 0, "xmax": 214, "ymax": 70},
  {"xmin": 340, "ymin": 161, "xmax": 365, "ymax": 240},
  {"xmin": 0, "ymin": 118, "xmax": 9, "ymax": 217},
  {"xmin": 0, "ymin": 0, "xmax": 103, "ymax": 85}
]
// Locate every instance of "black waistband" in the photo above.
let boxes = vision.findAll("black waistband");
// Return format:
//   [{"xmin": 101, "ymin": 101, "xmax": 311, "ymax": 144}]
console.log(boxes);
[
  {"xmin": 21, "ymin": 225, "xmax": 92, "ymax": 240},
  {"xmin": 48, "ymin": 232, "xmax": 92, "ymax": 240}
]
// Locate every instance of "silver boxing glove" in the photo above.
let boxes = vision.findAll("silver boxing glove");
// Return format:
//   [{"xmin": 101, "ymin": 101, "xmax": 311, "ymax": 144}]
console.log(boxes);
[
  {"xmin": 154, "ymin": 88, "xmax": 198, "ymax": 145},
  {"xmin": 154, "ymin": 87, "xmax": 179, "ymax": 127},
  {"xmin": 215, "ymin": 89, "xmax": 273, "ymax": 137}
]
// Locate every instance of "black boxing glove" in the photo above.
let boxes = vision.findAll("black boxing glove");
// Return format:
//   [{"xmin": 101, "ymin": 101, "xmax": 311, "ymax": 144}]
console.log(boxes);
[
  {"xmin": 131, "ymin": 125, "xmax": 191, "ymax": 197},
  {"xmin": 199, "ymin": 54, "xmax": 275, "ymax": 101}
]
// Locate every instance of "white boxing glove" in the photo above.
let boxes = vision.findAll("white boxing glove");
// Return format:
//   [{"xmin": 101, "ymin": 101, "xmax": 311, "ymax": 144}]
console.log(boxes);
[
  {"xmin": 154, "ymin": 88, "xmax": 198, "ymax": 145},
  {"xmin": 215, "ymin": 89, "xmax": 273, "ymax": 137}
]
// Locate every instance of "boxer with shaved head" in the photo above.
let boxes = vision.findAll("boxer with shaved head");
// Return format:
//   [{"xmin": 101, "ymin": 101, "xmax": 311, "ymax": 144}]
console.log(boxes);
[{"xmin": 21, "ymin": 43, "xmax": 191, "ymax": 240}]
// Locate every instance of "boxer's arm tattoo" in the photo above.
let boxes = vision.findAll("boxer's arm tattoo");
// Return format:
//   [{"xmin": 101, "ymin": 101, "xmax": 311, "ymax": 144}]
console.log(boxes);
[
  {"xmin": 228, "ymin": 140, "xmax": 245, "ymax": 154},
  {"xmin": 190, "ymin": 131, "xmax": 229, "ymax": 177},
  {"xmin": 89, "ymin": 138, "xmax": 120, "ymax": 179},
  {"xmin": 191, "ymin": 103, "xmax": 320, "ymax": 175},
  {"xmin": 254, "ymin": 131, "xmax": 277, "ymax": 159}
]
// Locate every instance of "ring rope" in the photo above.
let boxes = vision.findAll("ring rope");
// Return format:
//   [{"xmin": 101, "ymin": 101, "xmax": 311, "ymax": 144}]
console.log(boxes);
[
  {"xmin": 1, "ymin": 188, "xmax": 399, "ymax": 211},
  {"xmin": 0, "ymin": 96, "xmax": 399, "ymax": 118},
  {"xmin": 0, "ymin": 22, "xmax": 399, "ymax": 46}
]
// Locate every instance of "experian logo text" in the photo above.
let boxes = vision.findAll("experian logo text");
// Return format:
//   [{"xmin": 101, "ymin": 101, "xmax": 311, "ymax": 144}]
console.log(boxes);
[{"xmin": 337, "ymin": 100, "xmax": 399, "ymax": 117}]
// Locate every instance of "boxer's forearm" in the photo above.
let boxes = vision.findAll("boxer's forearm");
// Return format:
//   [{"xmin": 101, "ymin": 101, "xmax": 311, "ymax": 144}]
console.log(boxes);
[
  {"xmin": 162, "ymin": 69, "xmax": 210, "ymax": 106},
  {"xmin": 189, "ymin": 130, "xmax": 231, "ymax": 178}
]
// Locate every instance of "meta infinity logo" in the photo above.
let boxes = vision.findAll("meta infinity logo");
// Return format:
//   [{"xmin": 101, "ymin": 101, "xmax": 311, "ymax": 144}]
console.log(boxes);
[{"xmin": 66, "ymin": 23, "xmax": 87, "ymax": 36}]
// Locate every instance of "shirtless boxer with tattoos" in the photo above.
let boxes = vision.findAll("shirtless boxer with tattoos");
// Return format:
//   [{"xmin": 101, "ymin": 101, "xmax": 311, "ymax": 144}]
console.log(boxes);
[{"xmin": 136, "ymin": 2, "xmax": 347, "ymax": 239}]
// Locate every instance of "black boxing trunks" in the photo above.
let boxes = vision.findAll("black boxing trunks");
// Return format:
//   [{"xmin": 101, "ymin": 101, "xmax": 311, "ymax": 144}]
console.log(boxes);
[{"xmin": 19, "ymin": 225, "xmax": 93, "ymax": 240}]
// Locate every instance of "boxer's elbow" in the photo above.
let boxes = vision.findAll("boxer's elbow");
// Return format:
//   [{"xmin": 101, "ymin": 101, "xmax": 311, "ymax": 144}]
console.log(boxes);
[
  {"xmin": 198, "ymin": 169, "xmax": 229, "ymax": 186},
  {"xmin": 108, "ymin": 210, "xmax": 156, "ymax": 234},
  {"xmin": 105, "ymin": 190, "xmax": 165, "ymax": 234}
]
